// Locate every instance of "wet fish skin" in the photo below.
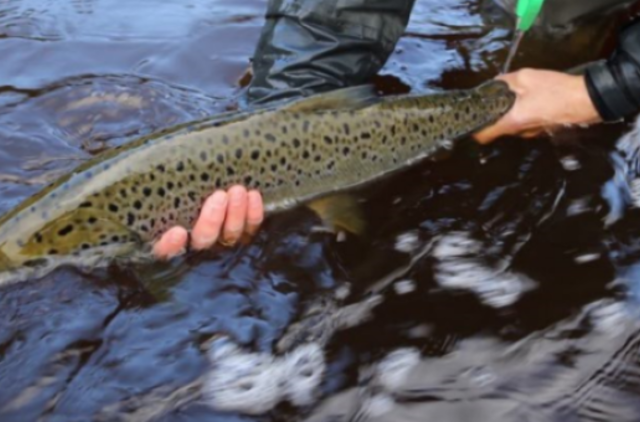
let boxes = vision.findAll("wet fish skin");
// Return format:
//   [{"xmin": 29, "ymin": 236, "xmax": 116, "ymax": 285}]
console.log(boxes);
[{"xmin": 0, "ymin": 80, "xmax": 515, "ymax": 277}]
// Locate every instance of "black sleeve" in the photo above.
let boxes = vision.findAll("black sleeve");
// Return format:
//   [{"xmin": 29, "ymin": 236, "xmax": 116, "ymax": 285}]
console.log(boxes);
[
  {"xmin": 585, "ymin": 19, "xmax": 640, "ymax": 122},
  {"xmin": 245, "ymin": 0, "xmax": 416, "ymax": 106}
]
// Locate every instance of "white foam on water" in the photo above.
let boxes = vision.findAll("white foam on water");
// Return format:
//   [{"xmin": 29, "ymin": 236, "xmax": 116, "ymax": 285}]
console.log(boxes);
[
  {"xmin": 375, "ymin": 348, "xmax": 422, "ymax": 393},
  {"xmin": 394, "ymin": 279, "xmax": 416, "ymax": 295},
  {"xmin": 203, "ymin": 339, "xmax": 284, "ymax": 415},
  {"xmin": 432, "ymin": 232, "xmax": 535, "ymax": 308},
  {"xmin": 203, "ymin": 337, "xmax": 326, "ymax": 415},
  {"xmin": 394, "ymin": 230, "xmax": 421, "ymax": 253},
  {"xmin": 574, "ymin": 253, "xmax": 602, "ymax": 264},
  {"xmin": 560, "ymin": 155, "xmax": 581, "ymax": 171},
  {"xmin": 282, "ymin": 343, "xmax": 326, "ymax": 407}
]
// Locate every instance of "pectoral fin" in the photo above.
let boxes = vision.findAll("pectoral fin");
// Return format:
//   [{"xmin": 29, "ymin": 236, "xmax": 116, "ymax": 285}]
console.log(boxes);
[{"xmin": 306, "ymin": 194, "xmax": 366, "ymax": 236}]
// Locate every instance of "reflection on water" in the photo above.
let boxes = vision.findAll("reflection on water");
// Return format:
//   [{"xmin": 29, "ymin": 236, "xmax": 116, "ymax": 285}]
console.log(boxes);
[{"xmin": 2, "ymin": 0, "xmax": 640, "ymax": 421}]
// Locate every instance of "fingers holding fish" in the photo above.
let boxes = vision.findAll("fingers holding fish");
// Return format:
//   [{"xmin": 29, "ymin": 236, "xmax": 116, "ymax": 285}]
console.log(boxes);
[
  {"xmin": 153, "ymin": 226, "xmax": 189, "ymax": 259},
  {"xmin": 191, "ymin": 190, "xmax": 229, "ymax": 250},
  {"xmin": 473, "ymin": 70, "xmax": 601, "ymax": 144},
  {"xmin": 152, "ymin": 187, "xmax": 265, "ymax": 259},
  {"xmin": 246, "ymin": 190, "xmax": 264, "ymax": 236},
  {"xmin": 219, "ymin": 185, "xmax": 248, "ymax": 246}
]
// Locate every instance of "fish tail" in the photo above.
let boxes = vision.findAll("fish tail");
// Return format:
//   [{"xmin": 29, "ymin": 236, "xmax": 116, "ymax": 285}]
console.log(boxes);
[
  {"xmin": 475, "ymin": 79, "xmax": 513, "ymax": 98},
  {"xmin": 0, "ymin": 248, "xmax": 14, "ymax": 273}
]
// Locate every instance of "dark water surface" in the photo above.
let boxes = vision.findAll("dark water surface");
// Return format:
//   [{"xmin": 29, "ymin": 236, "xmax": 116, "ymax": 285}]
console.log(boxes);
[{"xmin": 4, "ymin": 0, "xmax": 640, "ymax": 421}]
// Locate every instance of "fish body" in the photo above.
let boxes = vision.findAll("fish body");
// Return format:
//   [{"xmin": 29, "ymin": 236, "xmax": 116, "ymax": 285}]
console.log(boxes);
[{"xmin": 0, "ymin": 81, "xmax": 514, "ymax": 279}]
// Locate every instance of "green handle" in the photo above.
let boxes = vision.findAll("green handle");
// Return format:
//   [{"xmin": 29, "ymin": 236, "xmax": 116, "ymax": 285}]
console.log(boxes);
[{"xmin": 516, "ymin": 0, "xmax": 545, "ymax": 32}]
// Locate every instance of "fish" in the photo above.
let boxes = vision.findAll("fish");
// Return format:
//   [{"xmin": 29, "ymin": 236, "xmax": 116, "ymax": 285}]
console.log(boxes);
[{"xmin": 0, "ymin": 80, "xmax": 515, "ymax": 282}]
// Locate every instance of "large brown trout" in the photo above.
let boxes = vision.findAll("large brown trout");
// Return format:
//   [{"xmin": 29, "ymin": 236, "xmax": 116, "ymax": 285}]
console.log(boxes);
[{"xmin": 0, "ymin": 81, "xmax": 514, "ymax": 282}]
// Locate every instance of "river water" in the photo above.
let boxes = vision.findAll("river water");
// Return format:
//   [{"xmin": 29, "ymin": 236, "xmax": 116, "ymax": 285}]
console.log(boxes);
[{"xmin": 3, "ymin": 0, "xmax": 640, "ymax": 421}]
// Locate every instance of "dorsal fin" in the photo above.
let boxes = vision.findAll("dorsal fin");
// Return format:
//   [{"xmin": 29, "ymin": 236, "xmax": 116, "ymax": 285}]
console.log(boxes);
[{"xmin": 282, "ymin": 85, "xmax": 378, "ymax": 113}]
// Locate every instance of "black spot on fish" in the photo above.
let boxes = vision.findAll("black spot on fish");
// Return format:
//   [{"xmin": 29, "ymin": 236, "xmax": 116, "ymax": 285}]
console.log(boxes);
[
  {"xmin": 120, "ymin": 189, "xmax": 128, "ymax": 199},
  {"xmin": 80, "ymin": 201, "xmax": 92, "ymax": 208},
  {"xmin": 108, "ymin": 204, "xmax": 119, "ymax": 213},
  {"xmin": 244, "ymin": 175, "xmax": 253, "ymax": 185},
  {"xmin": 140, "ymin": 225, "xmax": 149, "ymax": 233},
  {"xmin": 361, "ymin": 132, "xmax": 371, "ymax": 140},
  {"xmin": 217, "ymin": 154, "xmax": 224, "ymax": 164},
  {"xmin": 88, "ymin": 216, "xmax": 97, "ymax": 224},
  {"xmin": 227, "ymin": 167, "xmax": 235, "ymax": 176},
  {"xmin": 293, "ymin": 138, "xmax": 301, "ymax": 148},
  {"xmin": 188, "ymin": 191, "xmax": 197, "ymax": 202},
  {"xmin": 391, "ymin": 125, "xmax": 396, "ymax": 136},
  {"xmin": 374, "ymin": 121, "xmax": 381, "ymax": 129},
  {"xmin": 251, "ymin": 150, "xmax": 260, "ymax": 160},
  {"xmin": 327, "ymin": 161, "xmax": 335, "ymax": 170},
  {"xmin": 134, "ymin": 200, "xmax": 142, "ymax": 210},
  {"xmin": 235, "ymin": 149, "xmax": 243, "ymax": 159},
  {"xmin": 127, "ymin": 213, "xmax": 135, "ymax": 226},
  {"xmin": 323, "ymin": 136, "xmax": 333, "ymax": 145},
  {"xmin": 281, "ymin": 125, "xmax": 288, "ymax": 134},
  {"xmin": 81, "ymin": 243, "xmax": 90, "ymax": 250},
  {"xmin": 150, "ymin": 218, "xmax": 156, "ymax": 228},
  {"xmin": 428, "ymin": 115, "xmax": 435, "ymax": 123},
  {"xmin": 157, "ymin": 187, "xmax": 166, "ymax": 197},
  {"xmin": 112, "ymin": 235, "xmax": 120, "ymax": 242},
  {"xmin": 100, "ymin": 241, "xmax": 109, "ymax": 247},
  {"xmin": 343, "ymin": 124, "xmax": 350, "ymax": 135},
  {"xmin": 201, "ymin": 173, "xmax": 210, "ymax": 182},
  {"xmin": 150, "ymin": 174, "xmax": 156, "ymax": 182},
  {"xmin": 200, "ymin": 151, "xmax": 208, "ymax": 161},
  {"xmin": 34, "ymin": 232, "xmax": 43, "ymax": 243},
  {"xmin": 156, "ymin": 164, "xmax": 166, "ymax": 173},
  {"xmin": 222, "ymin": 135, "xmax": 230, "ymax": 145},
  {"xmin": 49, "ymin": 249, "xmax": 59, "ymax": 255},
  {"xmin": 143, "ymin": 187, "xmax": 152, "ymax": 197},
  {"xmin": 314, "ymin": 155, "xmax": 322, "ymax": 162},
  {"xmin": 177, "ymin": 161, "xmax": 185, "ymax": 172},
  {"xmin": 265, "ymin": 133, "xmax": 276, "ymax": 143},
  {"xmin": 381, "ymin": 135, "xmax": 388, "ymax": 145},
  {"xmin": 401, "ymin": 137, "xmax": 407, "ymax": 145},
  {"xmin": 174, "ymin": 197, "xmax": 181, "ymax": 208},
  {"xmin": 342, "ymin": 147, "xmax": 350, "ymax": 155},
  {"xmin": 271, "ymin": 164, "xmax": 278, "ymax": 172},
  {"xmin": 167, "ymin": 181, "xmax": 174, "ymax": 190},
  {"xmin": 189, "ymin": 174, "xmax": 196, "ymax": 182},
  {"xmin": 361, "ymin": 151, "xmax": 368, "ymax": 159},
  {"xmin": 302, "ymin": 150, "xmax": 310, "ymax": 159}
]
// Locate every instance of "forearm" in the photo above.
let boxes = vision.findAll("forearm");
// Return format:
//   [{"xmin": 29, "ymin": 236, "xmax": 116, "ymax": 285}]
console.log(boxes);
[
  {"xmin": 246, "ymin": 0, "xmax": 416, "ymax": 105},
  {"xmin": 585, "ymin": 19, "xmax": 640, "ymax": 121}
]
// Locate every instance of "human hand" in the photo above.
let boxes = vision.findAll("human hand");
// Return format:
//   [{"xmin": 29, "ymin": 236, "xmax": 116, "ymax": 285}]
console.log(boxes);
[
  {"xmin": 153, "ymin": 186, "xmax": 264, "ymax": 259},
  {"xmin": 474, "ymin": 69, "xmax": 602, "ymax": 144}
]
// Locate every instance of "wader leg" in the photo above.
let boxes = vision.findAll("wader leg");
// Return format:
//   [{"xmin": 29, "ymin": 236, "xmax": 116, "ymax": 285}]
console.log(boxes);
[{"xmin": 245, "ymin": 0, "xmax": 416, "ymax": 106}]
